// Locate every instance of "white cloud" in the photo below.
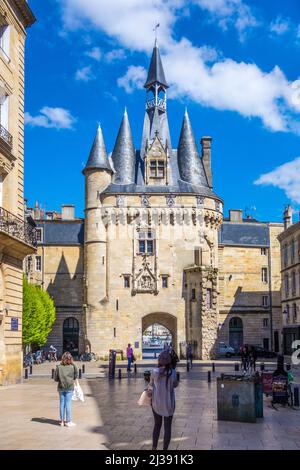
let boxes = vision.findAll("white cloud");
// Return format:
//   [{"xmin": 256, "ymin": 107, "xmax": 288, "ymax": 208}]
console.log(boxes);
[
  {"xmin": 85, "ymin": 46, "xmax": 102, "ymax": 61},
  {"xmin": 105, "ymin": 48, "xmax": 126, "ymax": 63},
  {"xmin": 25, "ymin": 107, "xmax": 76, "ymax": 129},
  {"xmin": 193, "ymin": 0, "xmax": 259, "ymax": 41},
  {"xmin": 75, "ymin": 65, "xmax": 95, "ymax": 81},
  {"xmin": 254, "ymin": 157, "xmax": 300, "ymax": 204},
  {"xmin": 270, "ymin": 16, "xmax": 290, "ymax": 36},
  {"xmin": 117, "ymin": 66, "xmax": 147, "ymax": 94},
  {"xmin": 60, "ymin": 0, "xmax": 300, "ymax": 133}
]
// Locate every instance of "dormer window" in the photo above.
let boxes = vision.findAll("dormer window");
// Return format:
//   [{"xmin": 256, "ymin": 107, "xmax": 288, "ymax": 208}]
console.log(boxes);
[{"xmin": 150, "ymin": 159, "xmax": 165, "ymax": 178}]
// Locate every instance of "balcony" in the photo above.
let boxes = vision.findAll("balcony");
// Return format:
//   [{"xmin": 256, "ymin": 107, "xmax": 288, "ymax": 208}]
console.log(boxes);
[
  {"xmin": 0, "ymin": 207, "xmax": 37, "ymax": 257},
  {"xmin": 0, "ymin": 124, "xmax": 12, "ymax": 148}
]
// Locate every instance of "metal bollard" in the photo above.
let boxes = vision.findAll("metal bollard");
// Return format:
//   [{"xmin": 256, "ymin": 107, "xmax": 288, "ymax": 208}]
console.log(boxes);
[
  {"xmin": 134, "ymin": 363, "xmax": 137, "ymax": 374},
  {"xmin": 286, "ymin": 363, "xmax": 291, "ymax": 371},
  {"xmin": 79, "ymin": 368, "xmax": 82, "ymax": 379},
  {"xmin": 187, "ymin": 361, "xmax": 190, "ymax": 372},
  {"xmin": 207, "ymin": 371, "xmax": 211, "ymax": 383},
  {"xmin": 294, "ymin": 387, "xmax": 299, "ymax": 407},
  {"xmin": 212, "ymin": 363, "xmax": 215, "ymax": 372},
  {"xmin": 176, "ymin": 372, "xmax": 180, "ymax": 382},
  {"xmin": 234, "ymin": 363, "xmax": 239, "ymax": 372},
  {"xmin": 29, "ymin": 365, "xmax": 33, "ymax": 375},
  {"xmin": 24, "ymin": 368, "xmax": 28, "ymax": 380},
  {"xmin": 82, "ymin": 364, "xmax": 85, "ymax": 374},
  {"xmin": 118, "ymin": 369, "xmax": 122, "ymax": 380},
  {"xmin": 260, "ymin": 363, "xmax": 265, "ymax": 371},
  {"xmin": 51, "ymin": 368, "xmax": 55, "ymax": 379}
]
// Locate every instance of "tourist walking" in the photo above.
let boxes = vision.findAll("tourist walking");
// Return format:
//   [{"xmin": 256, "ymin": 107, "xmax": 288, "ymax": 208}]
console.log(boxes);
[
  {"xmin": 54, "ymin": 351, "xmax": 78, "ymax": 427},
  {"xmin": 249, "ymin": 346, "xmax": 257, "ymax": 372},
  {"xmin": 126, "ymin": 343, "xmax": 134, "ymax": 371},
  {"xmin": 147, "ymin": 350, "xmax": 179, "ymax": 450}
]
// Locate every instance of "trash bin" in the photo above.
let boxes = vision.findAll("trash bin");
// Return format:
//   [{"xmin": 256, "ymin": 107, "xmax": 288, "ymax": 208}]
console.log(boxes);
[
  {"xmin": 217, "ymin": 374, "xmax": 263, "ymax": 423},
  {"xmin": 108, "ymin": 349, "xmax": 116, "ymax": 379},
  {"xmin": 144, "ymin": 370, "xmax": 151, "ymax": 382}
]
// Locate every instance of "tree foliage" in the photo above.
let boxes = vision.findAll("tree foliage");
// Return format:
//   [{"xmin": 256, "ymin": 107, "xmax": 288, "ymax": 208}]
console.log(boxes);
[{"xmin": 22, "ymin": 276, "xmax": 56, "ymax": 348}]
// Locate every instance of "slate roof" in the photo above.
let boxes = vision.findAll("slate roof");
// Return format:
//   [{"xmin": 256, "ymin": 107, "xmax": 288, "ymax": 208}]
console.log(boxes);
[
  {"xmin": 37, "ymin": 221, "xmax": 84, "ymax": 245},
  {"xmin": 111, "ymin": 109, "xmax": 136, "ymax": 185},
  {"xmin": 83, "ymin": 125, "xmax": 112, "ymax": 173},
  {"xmin": 144, "ymin": 41, "xmax": 168, "ymax": 89},
  {"xmin": 219, "ymin": 222, "xmax": 270, "ymax": 247}
]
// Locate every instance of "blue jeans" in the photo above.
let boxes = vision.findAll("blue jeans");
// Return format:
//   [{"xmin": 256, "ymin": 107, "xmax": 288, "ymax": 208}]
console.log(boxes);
[
  {"xmin": 59, "ymin": 390, "xmax": 73, "ymax": 422},
  {"xmin": 127, "ymin": 357, "xmax": 132, "ymax": 370}
]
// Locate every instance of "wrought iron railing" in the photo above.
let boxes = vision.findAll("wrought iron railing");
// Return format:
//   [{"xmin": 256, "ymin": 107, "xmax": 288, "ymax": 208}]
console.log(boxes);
[
  {"xmin": 0, "ymin": 207, "xmax": 37, "ymax": 248},
  {"xmin": 0, "ymin": 124, "xmax": 13, "ymax": 148}
]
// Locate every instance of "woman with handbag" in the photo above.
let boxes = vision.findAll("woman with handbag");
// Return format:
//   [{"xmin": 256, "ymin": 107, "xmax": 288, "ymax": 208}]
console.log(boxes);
[
  {"xmin": 147, "ymin": 350, "xmax": 179, "ymax": 451},
  {"xmin": 54, "ymin": 351, "xmax": 78, "ymax": 427}
]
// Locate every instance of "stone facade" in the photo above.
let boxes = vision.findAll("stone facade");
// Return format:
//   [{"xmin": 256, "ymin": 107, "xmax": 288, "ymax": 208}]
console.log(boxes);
[
  {"xmin": 217, "ymin": 215, "xmax": 283, "ymax": 354},
  {"xmin": 0, "ymin": 1, "xmax": 36, "ymax": 385},
  {"xmin": 278, "ymin": 207, "xmax": 300, "ymax": 355}
]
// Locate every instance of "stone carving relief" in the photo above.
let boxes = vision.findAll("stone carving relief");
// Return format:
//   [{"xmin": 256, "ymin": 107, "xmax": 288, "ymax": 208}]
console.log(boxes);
[{"xmin": 133, "ymin": 256, "xmax": 157, "ymax": 294}]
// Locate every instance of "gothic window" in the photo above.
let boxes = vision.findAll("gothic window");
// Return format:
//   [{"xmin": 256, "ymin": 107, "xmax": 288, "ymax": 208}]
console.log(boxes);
[
  {"xmin": 262, "ymin": 267, "xmax": 268, "ymax": 284},
  {"xmin": 293, "ymin": 303, "xmax": 297, "ymax": 323},
  {"xmin": 162, "ymin": 276, "xmax": 168, "ymax": 288},
  {"xmin": 138, "ymin": 229, "xmax": 155, "ymax": 255},
  {"xmin": 285, "ymin": 274, "xmax": 289, "ymax": 298},
  {"xmin": 124, "ymin": 276, "xmax": 130, "ymax": 288},
  {"xmin": 36, "ymin": 228, "xmax": 43, "ymax": 243},
  {"xmin": 292, "ymin": 271, "xmax": 296, "ymax": 295},
  {"xmin": 206, "ymin": 288, "xmax": 212, "ymax": 309},
  {"xmin": 150, "ymin": 159, "xmax": 165, "ymax": 178},
  {"xmin": 261, "ymin": 248, "xmax": 267, "ymax": 256},
  {"xmin": 262, "ymin": 295, "xmax": 269, "ymax": 307},
  {"xmin": 35, "ymin": 256, "xmax": 41, "ymax": 272},
  {"xmin": 291, "ymin": 239, "xmax": 295, "ymax": 264},
  {"xmin": 191, "ymin": 288, "xmax": 196, "ymax": 301}
]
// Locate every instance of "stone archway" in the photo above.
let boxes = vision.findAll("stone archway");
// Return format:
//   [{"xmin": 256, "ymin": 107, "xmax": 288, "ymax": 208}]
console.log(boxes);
[{"xmin": 142, "ymin": 312, "xmax": 177, "ymax": 352}]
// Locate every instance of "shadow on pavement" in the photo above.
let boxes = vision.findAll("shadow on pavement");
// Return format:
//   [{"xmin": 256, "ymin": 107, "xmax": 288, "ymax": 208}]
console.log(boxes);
[{"xmin": 31, "ymin": 417, "xmax": 61, "ymax": 426}]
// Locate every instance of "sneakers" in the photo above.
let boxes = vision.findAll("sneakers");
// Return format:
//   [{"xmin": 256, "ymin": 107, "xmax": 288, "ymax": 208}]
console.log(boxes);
[
  {"xmin": 59, "ymin": 421, "xmax": 64, "ymax": 427},
  {"xmin": 65, "ymin": 422, "xmax": 76, "ymax": 427}
]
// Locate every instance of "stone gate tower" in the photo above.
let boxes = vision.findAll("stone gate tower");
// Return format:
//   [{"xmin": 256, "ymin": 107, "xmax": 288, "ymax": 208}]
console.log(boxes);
[{"xmin": 83, "ymin": 42, "xmax": 223, "ymax": 359}]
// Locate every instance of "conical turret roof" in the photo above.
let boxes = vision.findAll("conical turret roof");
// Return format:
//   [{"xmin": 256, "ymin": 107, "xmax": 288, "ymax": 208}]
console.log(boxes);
[
  {"xmin": 177, "ymin": 110, "xmax": 208, "ymax": 187},
  {"xmin": 83, "ymin": 124, "xmax": 112, "ymax": 173},
  {"xmin": 144, "ymin": 41, "xmax": 168, "ymax": 89},
  {"xmin": 111, "ymin": 109, "xmax": 136, "ymax": 184}
]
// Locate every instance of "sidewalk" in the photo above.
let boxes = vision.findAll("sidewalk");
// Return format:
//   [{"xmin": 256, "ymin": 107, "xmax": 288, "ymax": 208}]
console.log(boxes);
[{"xmin": 1, "ymin": 365, "xmax": 300, "ymax": 450}]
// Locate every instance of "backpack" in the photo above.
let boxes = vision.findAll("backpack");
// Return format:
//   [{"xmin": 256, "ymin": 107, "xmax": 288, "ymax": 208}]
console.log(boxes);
[{"xmin": 170, "ymin": 349, "xmax": 179, "ymax": 368}]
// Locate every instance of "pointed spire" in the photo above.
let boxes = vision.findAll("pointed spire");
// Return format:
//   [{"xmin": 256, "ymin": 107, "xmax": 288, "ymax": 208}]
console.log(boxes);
[
  {"xmin": 177, "ymin": 110, "xmax": 208, "ymax": 187},
  {"xmin": 144, "ymin": 41, "xmax": 168, "ymax": 89},
  {"xmin": 83, "ymin": 124, "xmax": 112, "ymax": 174},
  {"xmin": 112, "ymin": 109, "xmax": 136, "ymax": 184}
]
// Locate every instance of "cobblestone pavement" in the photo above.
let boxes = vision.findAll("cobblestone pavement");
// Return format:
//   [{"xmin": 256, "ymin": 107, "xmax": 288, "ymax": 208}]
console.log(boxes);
[{"xmin": 1, "ymin": 360, "xmax": 300, "ymax": 450}]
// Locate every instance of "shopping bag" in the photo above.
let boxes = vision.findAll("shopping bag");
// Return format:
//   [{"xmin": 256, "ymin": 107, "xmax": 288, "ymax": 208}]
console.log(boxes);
[
  {"xmin": 137, "ymin": 390, "xmax": 151, "ymax": 406},
  {"xmin": 72, "ymin": 381, "xmax": 85, "ymax": 402}
]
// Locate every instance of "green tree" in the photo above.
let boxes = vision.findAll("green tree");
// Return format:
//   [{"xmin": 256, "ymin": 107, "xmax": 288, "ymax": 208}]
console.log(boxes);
[{"xmin": 22, "ymin": 276, "xmax": 56, "ymax": 348}]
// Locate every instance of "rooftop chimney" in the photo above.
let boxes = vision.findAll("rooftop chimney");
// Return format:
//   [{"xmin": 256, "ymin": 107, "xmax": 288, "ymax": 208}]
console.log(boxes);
[
  {"xmin": 284, "ymin": 205, "xmax": 292, "ymax": 230},
  {"xmin": 229, "ymin": 209, "xmax": 243, "ymax": 223},
  {"xmin": 61, "ymin": 204, "xmax": 75, "ymax": 220},
  {"xmin": 201, "ymin": 136, "xmax": 212, "ymax": 189}
]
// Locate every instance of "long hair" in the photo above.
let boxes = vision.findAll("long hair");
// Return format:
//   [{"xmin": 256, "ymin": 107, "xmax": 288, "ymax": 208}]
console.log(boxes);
[
  {"xmin": 61, "ymin": 351, "xmax": 73, "ymax": 366},
  {"xmin": 158, "ymin": 361, "xmax": 173, "ymax": 388}
]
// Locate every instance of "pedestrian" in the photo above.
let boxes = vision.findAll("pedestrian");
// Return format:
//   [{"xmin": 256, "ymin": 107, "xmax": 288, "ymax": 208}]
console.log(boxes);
[
  {"xmin": 249, "ymin": 346, "xmax": 257, "ymax": 372},
  {"xmin": 126, "ymin": 343, "xmax": 134, "ymax": 371},
  {"xmin": 54, "ymin": 351, "xmax": 78, "ymax": 427},
  {"xmin": 186, "ymin": 343, "xmax": 193, "ymax": 369},
  {"xmin": 147, "ymin": 350, "xmax": 179, "ymax": 451}
]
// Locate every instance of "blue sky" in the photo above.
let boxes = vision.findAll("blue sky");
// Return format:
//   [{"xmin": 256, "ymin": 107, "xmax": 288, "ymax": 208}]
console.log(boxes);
[{"xmin": 25, "ymin": 0, "xmax": 300, "ymax": 222}]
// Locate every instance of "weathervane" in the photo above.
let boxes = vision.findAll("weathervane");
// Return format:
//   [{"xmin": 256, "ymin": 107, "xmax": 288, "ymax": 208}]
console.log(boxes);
[{"xmin": 153, "ymin": 23, "xmax": 160, "ymax": 42}]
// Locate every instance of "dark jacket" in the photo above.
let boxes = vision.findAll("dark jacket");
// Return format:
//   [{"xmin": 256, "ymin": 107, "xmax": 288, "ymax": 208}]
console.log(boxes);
[{"xmin": 55, "ymin": 363, "xmax": 78, "ymax": 391}]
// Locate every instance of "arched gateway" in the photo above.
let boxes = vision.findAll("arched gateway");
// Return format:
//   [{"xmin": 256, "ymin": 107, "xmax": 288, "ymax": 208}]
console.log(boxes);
[{"xmin": 142, "ymin": 313, "xmax": 177, "ymax": 352}]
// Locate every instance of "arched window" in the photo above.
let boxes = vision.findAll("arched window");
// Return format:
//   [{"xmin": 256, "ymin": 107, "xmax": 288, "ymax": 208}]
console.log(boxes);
[
  {"xmin": 229, "ymin": 317, "xmax": 243, "ymax": 352},
  {"xmin": 63, "ymin": 317, "xmax": 79, "ymax": 356}
]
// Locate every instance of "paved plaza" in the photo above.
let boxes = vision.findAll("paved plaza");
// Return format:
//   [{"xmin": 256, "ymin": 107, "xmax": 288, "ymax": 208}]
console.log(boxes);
[{"xmin": 1, "ymin": 360, "xmax": 300, "ymax": 450}]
